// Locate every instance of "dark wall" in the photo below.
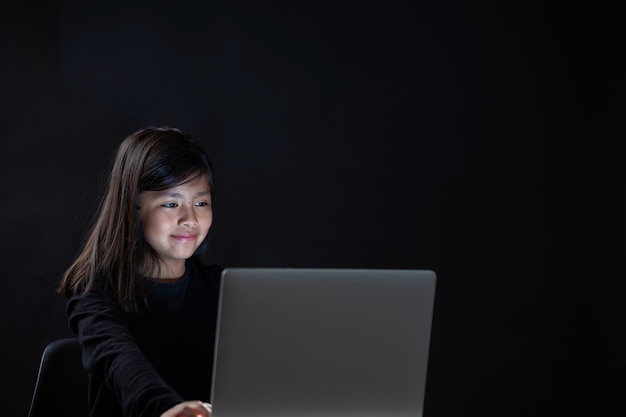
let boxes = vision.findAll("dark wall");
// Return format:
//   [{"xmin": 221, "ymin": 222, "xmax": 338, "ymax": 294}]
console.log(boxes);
[{"xmin": 2, "ymin": 1, "xmax": 624, "ymax": 416}]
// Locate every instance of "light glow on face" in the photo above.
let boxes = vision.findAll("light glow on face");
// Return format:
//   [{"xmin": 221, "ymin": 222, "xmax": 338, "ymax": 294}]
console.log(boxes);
[{"xmin": 138, "ymin": 176, "xmax": 212, "ymax": 279}]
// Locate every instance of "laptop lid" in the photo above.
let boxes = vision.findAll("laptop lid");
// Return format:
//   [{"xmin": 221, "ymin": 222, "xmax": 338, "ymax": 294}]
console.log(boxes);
[{"xmin": 211, "ymin": 268, "xmax": 436, "ymax": 417}]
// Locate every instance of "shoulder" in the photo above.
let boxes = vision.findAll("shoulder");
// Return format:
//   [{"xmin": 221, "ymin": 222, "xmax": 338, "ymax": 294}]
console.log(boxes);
[
  {"xmin": 188, "ymin": 257, "xmax": 223, "ymax": 275},
  {"xmin": 187, "ymin": 257, "xmax": 223, "ymax": 286}
]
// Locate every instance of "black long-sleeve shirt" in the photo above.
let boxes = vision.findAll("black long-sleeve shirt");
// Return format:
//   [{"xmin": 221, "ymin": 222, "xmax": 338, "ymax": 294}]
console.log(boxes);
[{"xmin": 66, "ymin": 257, "xmax": 222, "ymax": 417}]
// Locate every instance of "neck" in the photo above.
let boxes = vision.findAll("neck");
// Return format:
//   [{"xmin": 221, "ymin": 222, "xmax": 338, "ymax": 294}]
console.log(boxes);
[
  {"xmin": 146, "ymin": 259, "xmax": 186, "ymax": 281},
  {"xmin": 151, "ymin": 273, "xmax": 186, "ymax": 284}
]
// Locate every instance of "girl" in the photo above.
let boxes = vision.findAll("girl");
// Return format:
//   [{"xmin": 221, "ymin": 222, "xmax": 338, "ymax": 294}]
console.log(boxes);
[{"xmin": 58, "ymin": 126, "xmax": 220, "ymax": 417}]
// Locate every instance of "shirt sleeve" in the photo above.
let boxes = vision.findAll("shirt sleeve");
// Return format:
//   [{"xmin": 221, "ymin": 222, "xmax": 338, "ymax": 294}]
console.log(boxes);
[{"xmin": 66, "ymin": 282, "xmax": 184, "ymax": 417}]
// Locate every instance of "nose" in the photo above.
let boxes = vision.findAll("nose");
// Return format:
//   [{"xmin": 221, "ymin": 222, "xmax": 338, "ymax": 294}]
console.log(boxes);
[{"xmin": 179, "ymin": 205, "xmax": 199, "ymax": 227}]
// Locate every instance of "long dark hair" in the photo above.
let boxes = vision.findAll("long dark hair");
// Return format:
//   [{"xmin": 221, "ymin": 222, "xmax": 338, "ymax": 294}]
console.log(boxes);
[{"xmin": 58, "ymin": 126, "xmax": 215, "ymax": 308}]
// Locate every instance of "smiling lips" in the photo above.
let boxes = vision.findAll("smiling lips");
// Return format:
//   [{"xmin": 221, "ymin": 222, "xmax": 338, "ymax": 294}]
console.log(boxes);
[{"xmin": 171, "ymin": 234, "xmax": 197, "ymax": 242}]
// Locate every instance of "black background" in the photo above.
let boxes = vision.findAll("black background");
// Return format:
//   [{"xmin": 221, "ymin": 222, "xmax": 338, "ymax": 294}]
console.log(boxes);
[{"xmin": 2, "ymin": 1, "xmax": 625, "ymax": 416}]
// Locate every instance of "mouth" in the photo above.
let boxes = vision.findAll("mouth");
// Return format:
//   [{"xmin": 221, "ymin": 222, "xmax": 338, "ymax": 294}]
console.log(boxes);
[{"xmin": 171, "ymin": 234, "xmax": 198, "ymax": 242}]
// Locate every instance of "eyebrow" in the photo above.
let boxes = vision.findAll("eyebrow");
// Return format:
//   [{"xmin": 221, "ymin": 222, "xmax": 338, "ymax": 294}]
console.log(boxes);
[{"xmin": 162, "ymin": 190, "xmax": 211, "ymax": 198}]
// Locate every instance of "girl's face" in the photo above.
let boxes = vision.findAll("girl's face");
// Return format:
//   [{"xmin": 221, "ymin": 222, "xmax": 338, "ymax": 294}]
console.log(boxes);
[{"xmin": 138, "ymin": 175, "xmax": 213, "ymax": 279}]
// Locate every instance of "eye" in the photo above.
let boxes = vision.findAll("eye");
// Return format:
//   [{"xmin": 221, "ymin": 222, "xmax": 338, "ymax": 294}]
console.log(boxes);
[
  {"xmin": 195, "ymin": 201, "xmax": 211, "ymax": 207},
  {"xmin": 162, "ymin": 202, "xmax": 179, "ymax": 208}
]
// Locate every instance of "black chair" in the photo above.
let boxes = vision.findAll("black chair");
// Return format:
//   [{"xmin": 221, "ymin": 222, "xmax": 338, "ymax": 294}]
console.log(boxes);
[{"xmin": 27, "ymin": 338, "xmax": 89, "ymax": 417}]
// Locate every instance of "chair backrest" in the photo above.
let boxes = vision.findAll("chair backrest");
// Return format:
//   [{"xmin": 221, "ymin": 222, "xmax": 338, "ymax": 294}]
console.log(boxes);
[{"xmin": 27, "ymin": 338, "xmax": 89, "ymax": 417}]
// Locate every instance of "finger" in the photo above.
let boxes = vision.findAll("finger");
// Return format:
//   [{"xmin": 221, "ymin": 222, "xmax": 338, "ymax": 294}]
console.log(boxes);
[
  {"xmin": 201, "ymin": 402, "xmax": 212, "ymax": 413},
  {"xmin": 197, "ymin": 401, "xmax": 212, "ymax": 416},
  {"xmin": 175, "ymin": 405, "xmax": 209, "ymax": 417},
  {"xmin": 190, "ymin": 402, "xmax": 212, "ymax": 417}
]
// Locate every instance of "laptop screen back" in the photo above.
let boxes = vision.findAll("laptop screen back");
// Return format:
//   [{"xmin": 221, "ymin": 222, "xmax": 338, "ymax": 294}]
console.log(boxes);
[{"xmin": 211, "ymin": 268, "xmax": 436, "ymax": 417}]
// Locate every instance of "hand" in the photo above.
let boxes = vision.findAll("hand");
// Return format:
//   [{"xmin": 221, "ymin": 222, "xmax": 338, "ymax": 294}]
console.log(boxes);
[{"xmin": 160, "ymin": 400, "xmax": 212, "ymax": 417}]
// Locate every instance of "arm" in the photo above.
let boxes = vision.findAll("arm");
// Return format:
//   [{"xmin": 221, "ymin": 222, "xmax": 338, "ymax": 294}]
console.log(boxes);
[{"xmin": 67, "ymin": 283, "xmax": 184, "ymax": 417}]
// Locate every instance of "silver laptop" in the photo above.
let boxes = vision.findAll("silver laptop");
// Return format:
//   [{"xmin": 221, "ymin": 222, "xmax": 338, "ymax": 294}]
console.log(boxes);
[{"xmin": 210, "ymin": 268, "xmax": 437, "ymax": 417}]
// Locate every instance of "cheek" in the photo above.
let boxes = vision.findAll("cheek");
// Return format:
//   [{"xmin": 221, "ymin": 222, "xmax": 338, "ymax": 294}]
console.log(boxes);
[
  {"xmin": 200, "ymin": 211, "xmax": 213, "ymax": 232},
  {"xmin": 141, "ymin": 211, "xmax": 167, "ymax": 241}
]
